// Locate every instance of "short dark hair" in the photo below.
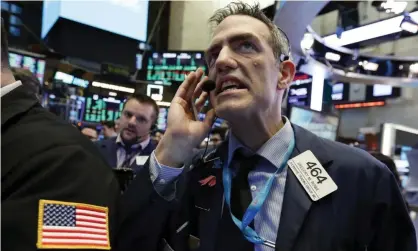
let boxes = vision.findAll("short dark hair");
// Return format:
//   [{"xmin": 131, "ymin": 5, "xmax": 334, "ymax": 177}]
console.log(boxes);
[
  {"xmin": 1, "ymin": 18, "xmax": 10, "ymax": 69},
  {"xmin": 209, "ymin": 2, "xmax": 290, "ymax": 61},
  {"xmin": 123, "ymin": 93, "xmax": 159, "ymax": 123},
  {"xmin": 212, "ymin": 127, "xmax": 227, "ymax": 141},
  {"xmin": 102, "ymin": 120, "xmax": 115, "ymax": 129},
  {"xmin": 12, "ymin": 68, "xmax": 41, "ymax": 94}
]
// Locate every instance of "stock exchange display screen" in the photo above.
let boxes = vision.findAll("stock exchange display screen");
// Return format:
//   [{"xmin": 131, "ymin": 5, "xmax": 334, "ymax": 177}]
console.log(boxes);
[
  {"xmin": 84, "ymin": 96, "xmax": 124, "ymax": 123},
  {"xmin": 146, "ymin": 52, "xmax": 207, "ymax": 86},
  {"xmin": 9, "ymin": 52, "xmax": 46, "ymax": 84},
  {"xmin": 156, "ymin": 107, "xmax": 169, "ymax": 130}
]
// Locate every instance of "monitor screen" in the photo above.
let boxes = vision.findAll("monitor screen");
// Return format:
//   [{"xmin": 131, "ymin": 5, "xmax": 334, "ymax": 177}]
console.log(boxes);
[
  {"xmin": 42, "ymin": 0, "xmax": 149, "ymax": 41},
  {"xmin": 54, "ymin": 71, "xmax": 89, "ymax": 88},
  {"xmin": 9, "ymin": 52, "xmax": 46, "ymax": 84},
  {"xmin": 156, "ymin": 107, "xmax": 169, "ymax": 131},
  {"xmin": 290, "ymin": 106, "xmax": 339, "ymax": 141},
  {"xmin": 373, "ymin": 84, "xmax": 393, "ymax": 97},
  {"xmin": 146, "ymin": 52, "xmax": 207, "ymax": 86},
  {"xmin": 198, "ymin": 113, "xmax": 225, "ymax": 128},
  {"xmin": 83, "ymin": 96, "xmax": 124, "ymax": 123},
  {"xmin": 68, "ymin": 95, "xmax": 86, "ymax": 122}
]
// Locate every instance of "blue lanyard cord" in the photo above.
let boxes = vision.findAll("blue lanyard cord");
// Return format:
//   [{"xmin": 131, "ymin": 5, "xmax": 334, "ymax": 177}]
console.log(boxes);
[{"xmin": 222, "ymin": 138, "xmax": 295, "ymax": 245}]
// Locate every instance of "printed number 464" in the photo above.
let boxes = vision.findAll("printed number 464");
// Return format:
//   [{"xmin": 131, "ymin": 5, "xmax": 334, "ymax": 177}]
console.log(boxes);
[{"xmin": 306, "ymin": 162, "xmax": 327, "ymax": 184}]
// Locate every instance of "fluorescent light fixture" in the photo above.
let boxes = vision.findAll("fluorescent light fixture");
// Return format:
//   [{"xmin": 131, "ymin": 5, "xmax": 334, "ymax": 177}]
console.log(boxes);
[
  {"xmin": 381, "ymin": 123, "xmax": 395, "ymax": 156},
  {"xmin": 301, "ymin": 33, "xmax": 314, "ymax": 50},
  {"xmin": 54, "ymin": 71, "xmax": 74, "ymax": 84},
  {"xmin": 323, "ymin": 11, "xmax": 418, "ymax": 47},
  {"xmin": 381, "ymin": 1, "xmax": 407, "ymax": 14},
  {"xmin": 325, "ymin": 52, "xmax": 341, "ymax": 62},
  {"xmin": 109, "ymin": 91, "xmax": 117, "ymax": 96},
  {"xmin": 310, "ymin": 64, "xmax": 325, "ymax": 112},
  {"xmin": 72, "ymin": 77, "xmax": 89, "ymax": 88},
  {"xmin": 156, "ymin": 101, "xmax": 170, "ymax": 107},
  {"xmin": 361, "ymin": 61, "xmax": 379, "ymax": 71},
  {"xmin": 103, "ymin": 97, "xmax": 121, "ymax": 104},
  {"xmin": 151, "ymin": 93, "xmax": 163, "ymax": 101},
  {"xmin": 92, "ymin": 81, "xmax": 135, "ymax": 93},
  {"xmin": 410, "ymin": 63, "xmax": 418, "ymax": 73}
]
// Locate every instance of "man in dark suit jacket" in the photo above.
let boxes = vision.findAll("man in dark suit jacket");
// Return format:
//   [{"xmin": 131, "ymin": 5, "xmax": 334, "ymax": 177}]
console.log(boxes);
[
  {"xmin": 164, "ymin": 124, "xmax": 416, "ymax": 251},
  {"xmin": 1, "ymin": 22, "xmax": 181, "ymax": 251},
  {"xmin": 116, "ymin": 2, "xmax": 416, "ymax": 251},
  {"xmin": 95, "ymin": 93, "xmax": 159, "ymax": 174}
]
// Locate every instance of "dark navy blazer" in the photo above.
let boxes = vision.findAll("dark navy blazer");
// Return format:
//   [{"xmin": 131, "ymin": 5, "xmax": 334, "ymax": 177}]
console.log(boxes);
[
  {"xmin": 166, "ymin": 124, "xmax": 417, "ymax": 251},
  {"xmin": 95, "ymin": 137, "xmax": 157, "ymax": 173},
  {"xmin": 114, "ymin": 124, "xmax": 416, "ymax": 251}
]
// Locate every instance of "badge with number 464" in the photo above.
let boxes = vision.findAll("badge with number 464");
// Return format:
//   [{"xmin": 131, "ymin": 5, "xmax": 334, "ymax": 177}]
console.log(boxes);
[{"xmin": 288, "ymin": 150, "xmax": 338, "ymax": 201}]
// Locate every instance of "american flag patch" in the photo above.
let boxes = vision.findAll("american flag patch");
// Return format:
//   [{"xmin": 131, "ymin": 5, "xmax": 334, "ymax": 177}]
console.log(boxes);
[{"xmin": 36, "ymin": 200, "xmax": 110, "ymax": 250}]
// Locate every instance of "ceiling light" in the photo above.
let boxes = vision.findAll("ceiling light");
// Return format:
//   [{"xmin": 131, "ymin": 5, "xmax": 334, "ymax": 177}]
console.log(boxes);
[
  {"xmin": 323, "ymin": 11, "xmax": 418, "ymax": 47},
  {"xmin": 400, "ymin": 13, "xmax": 418, "ymax": 34},
  {"xmin": 92, "ymin": 81, "xmax": 135, "ymax": 93},
  {"xmin": 301, "ymin": 33, "xmax": 314, "ymax": 51},
  {"xmin": 151, "ymin": 94, "xmax": 163, "ymax": 101},
  {"xmin": 156, "ymin": 101, "xmax": 170, "ymax": 107},
  {"xmin": 381, "ymin": 0, "xmax": 407, "ymax": 14},
  {"xmin": 109, "ymin": 91, "xmax": 117, "ymax": 96},
  {"xmin": 410, "ymin": 63, "xmax": 418, "ymax": 73},
  {"xmin": 325, "ymin": 52, "xmax": 341, "ymax": 62},
  {"xmin": 103, "ymin": 97, "xmax": 121, "ymax": 103},
  {"xmin": 362, "ymin": 61, "xmax": 379, "ymax": 71}
]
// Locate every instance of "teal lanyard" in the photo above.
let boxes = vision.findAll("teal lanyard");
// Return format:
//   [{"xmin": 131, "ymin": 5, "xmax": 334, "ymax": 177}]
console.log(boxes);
[{"xmin": 222, "ymin": 137, "xmax": 295, "ymax": 246}]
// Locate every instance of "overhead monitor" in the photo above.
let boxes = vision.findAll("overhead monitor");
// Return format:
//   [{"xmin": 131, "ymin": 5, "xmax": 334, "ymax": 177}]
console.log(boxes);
[
  {"xmin": 290, "ymin": 106, "xmax": 340, "ymax": 141},
  {"xmin": 83, "ymin": 95, "xmax": 124, "ymax": 123},
  {"xmin": 9, "ymin": 52, "xmax": 46, "ymax": 84},
  {"xmin": 54, "ymin": 71, "xmax": 89, "ymax": 88},
  {"xmin": 156, "ymin": 107, "xmax": 169, "ymax": 131},
  {"xmin": 146, "ymin": 51, "xmax": 207, "ymax": 86},
  {"xmin": 42, "ymin": 0, "xmax": 149, "ymax": 41}
]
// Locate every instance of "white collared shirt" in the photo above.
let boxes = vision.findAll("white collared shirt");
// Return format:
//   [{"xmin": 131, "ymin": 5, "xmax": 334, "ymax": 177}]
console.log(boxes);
[
  {"xmin": 116, "ymin": 134, "xmax": 151, "ymax": 168},
  {"xmin": 1, "ymin": 81, "xmax": 22, "ymax": 98}
]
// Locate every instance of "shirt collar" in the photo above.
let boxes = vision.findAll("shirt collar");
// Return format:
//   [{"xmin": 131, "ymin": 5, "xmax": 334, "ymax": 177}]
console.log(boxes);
[
  {"xmin": 116, "ymin": 133, "xmax": 150, "ymax": 150},
  {"xmin": 1, "ymin": 81, "xmax": 22, "ymax": 98},
  {"xmin": 227, "ymin": 117, "xmax": 294, "ymax": 168}
]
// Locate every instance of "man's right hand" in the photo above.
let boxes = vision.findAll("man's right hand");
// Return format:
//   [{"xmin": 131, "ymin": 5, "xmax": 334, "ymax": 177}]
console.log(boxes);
[{"xmin": 155, "ymin": 68, "xmax": 216, "ymax": 167}]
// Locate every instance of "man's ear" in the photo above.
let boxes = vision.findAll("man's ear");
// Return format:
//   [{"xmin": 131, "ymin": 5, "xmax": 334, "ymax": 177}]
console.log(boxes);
[{"xmin": 277, "ymin": 60, "xmax": 296, "ymax": 90}]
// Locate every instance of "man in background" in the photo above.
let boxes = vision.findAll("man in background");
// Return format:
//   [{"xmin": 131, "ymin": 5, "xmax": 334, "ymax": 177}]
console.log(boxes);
[
  {"xmin": 96, "ymin": 93, "xmax": 159, "ymax": 173},
  {"xmin": 102, "ymin": 120, "xmax": 118, "ymax": 139},
  {"xmin": 2, "ymin": 21, "xmax": 182, "ymax": 251},
  {"xmin": 1, "ymin": 20, "xmax": 119, "ymax": 251},
  {"xmin": 210, "ymin": 127, "xmax": 227, "ymax": 147}
]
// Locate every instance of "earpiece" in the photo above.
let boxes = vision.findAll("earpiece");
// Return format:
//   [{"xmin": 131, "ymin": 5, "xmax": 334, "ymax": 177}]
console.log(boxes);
[{"xmin": 201, "ymin": 80, "xmax": 216, "ymax": 93}]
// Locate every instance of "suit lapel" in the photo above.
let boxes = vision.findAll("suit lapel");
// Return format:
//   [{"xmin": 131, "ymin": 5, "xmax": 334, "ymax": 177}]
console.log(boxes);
[
  {"xmin": 196, "ymin": 142, "xmax": 228, "ymax": 251},
  {"xmin": 275, "ymin": 125, "xmax": 333, "ymax": 251},
  {"xmin": 107, "ymin": 139, "xmax": 118, "ymax": 168}
]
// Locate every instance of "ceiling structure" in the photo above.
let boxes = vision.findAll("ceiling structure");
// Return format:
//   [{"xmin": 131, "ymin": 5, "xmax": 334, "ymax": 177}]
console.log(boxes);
[{"xmin": 311, "ymin": 1, "xmax": 418, "ymax": 57}]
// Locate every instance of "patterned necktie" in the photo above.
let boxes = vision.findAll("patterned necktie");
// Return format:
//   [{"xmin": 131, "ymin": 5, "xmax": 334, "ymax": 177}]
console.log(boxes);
[{"xmin": 121, "ymin": 145, "xmax": 142, "ymax": 168}]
